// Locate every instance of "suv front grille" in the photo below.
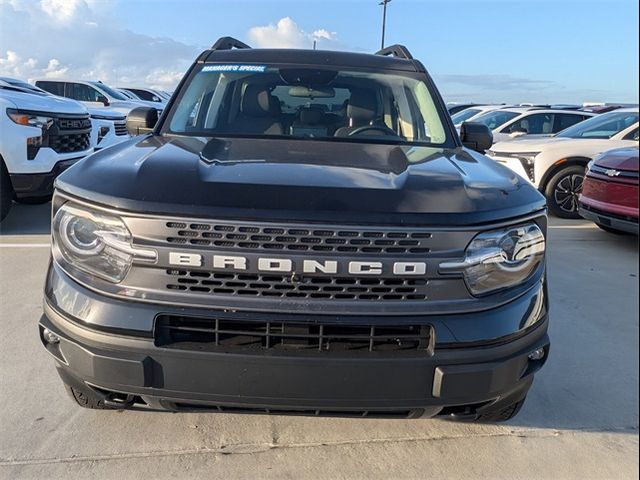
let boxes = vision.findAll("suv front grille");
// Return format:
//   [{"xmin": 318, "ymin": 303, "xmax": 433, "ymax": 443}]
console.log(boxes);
[
  {"xmin": 165, "ymin": 222, "xmax": 432, "ymax": 255},
  {"xmin": 49, "ymin": 133, "xmax": 91, "ymax": 153},
  {"xmin": 154, "ymin": 314, "xmax": 433, "ymax": 354},
  {"xmin": 165, "ymin": 269, "xmax": 428, "ymax": 300}
]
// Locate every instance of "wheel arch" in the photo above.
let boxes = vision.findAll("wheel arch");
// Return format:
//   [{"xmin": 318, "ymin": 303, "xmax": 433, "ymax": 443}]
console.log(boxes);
[{"xmin": 539, "ymin": 156, "xmax": 591, "ymax": 192}]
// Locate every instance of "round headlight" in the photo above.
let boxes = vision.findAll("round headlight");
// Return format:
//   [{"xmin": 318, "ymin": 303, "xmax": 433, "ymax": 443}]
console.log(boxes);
[
  {"xmin": 59, "ymin": 215, "xmax": 104, "ymax": 256},
  {"xmin": 440, "ymin": 222, "xmax": 545, "ymax": 296}
]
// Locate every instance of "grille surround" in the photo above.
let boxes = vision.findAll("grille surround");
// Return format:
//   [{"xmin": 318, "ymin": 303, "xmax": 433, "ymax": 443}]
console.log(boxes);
[{"xmin": 155, "ymin": 314, "xmax": 434, "ymax": 354}]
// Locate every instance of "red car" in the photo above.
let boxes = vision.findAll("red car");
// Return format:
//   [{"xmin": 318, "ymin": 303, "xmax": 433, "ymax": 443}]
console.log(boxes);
[{"xmin": 579, "ymin": 146, "xmax": 639, "ymax": 234}]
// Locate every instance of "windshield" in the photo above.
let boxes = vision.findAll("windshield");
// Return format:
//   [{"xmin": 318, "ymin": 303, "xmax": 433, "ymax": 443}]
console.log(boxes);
[
  {"xmin": 451, "ymin": 108, "xmax": 482, "ymax": 125},
  {"xmin": 472, "ymin": 110, "xmax": 520, "ymax": 130},
  {"xmin": 164, "ymin": 65, "xmax": 451, "ymax": 146},
  {"xmin": 556, "ymin": 111, "xmax": 639, "ymax": 139},
  {"xmin": 90, "ymin": 82, "xmax": 128, "ymax": 101},
  {"xmin": 4, "ymin": 79, "xmax": 49, "ymax": 95}
]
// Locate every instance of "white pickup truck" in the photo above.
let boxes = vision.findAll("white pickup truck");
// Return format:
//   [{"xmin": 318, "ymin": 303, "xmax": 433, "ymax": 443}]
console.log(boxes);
[{"xmin": 0, "ymin": 82, "xmax": 94, "ymax": 221}]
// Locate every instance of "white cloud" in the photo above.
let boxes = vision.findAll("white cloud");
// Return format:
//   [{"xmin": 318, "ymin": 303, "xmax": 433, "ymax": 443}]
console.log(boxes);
[
  {"xmin": 248, "ymin": 17, "xmax": 339, "ymax": 49},
  {"xmin": 0, "ymin": 0, "xmax": 199, "ymax": 90}
]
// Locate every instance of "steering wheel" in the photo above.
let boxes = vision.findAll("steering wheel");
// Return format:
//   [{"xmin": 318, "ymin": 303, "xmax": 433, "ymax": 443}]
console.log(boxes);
[{"xmin": 347, "ymin": 125, "xmax": 401, "ymax": 137}]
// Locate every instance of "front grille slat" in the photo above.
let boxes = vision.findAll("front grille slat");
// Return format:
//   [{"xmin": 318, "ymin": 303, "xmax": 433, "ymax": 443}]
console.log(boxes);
[
  {"xmin": 165, "ymin": 269, "xmax": 428, "ymax": 301},
  {"xmin": 165, "ymin": 222, "xmax": 432, "ymax": 255},
  {"xmin": 155, "ymin": 314, "xmax": 433, "ymax": 354}
]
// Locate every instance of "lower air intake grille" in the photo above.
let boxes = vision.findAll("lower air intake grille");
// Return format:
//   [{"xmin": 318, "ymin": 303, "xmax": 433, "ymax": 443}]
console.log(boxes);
[
  {"xmin": 154, "ymin": 315, "xmax": 433, "ymax": 354},
  {"xmin": 165, "ymin": 269, "xmax": 428, "ymax": 301},
  {"xmin": 169, "ymin": 403, "xmax": 419, "ymax": 418}
]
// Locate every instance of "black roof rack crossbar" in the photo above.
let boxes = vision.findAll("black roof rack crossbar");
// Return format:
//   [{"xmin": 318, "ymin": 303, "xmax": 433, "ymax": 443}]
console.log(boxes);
[
  {"xmin": 375, "ymin": 44, "xmax": 413, "ymax": 60},
  {"xmin": 211, "ymin": 36, "xmax": 252, "ymax": 50}
]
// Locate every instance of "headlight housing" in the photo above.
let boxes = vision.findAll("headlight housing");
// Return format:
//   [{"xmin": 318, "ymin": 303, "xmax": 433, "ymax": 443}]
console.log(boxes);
[
  {"xmin": 440, "ymin": 222, "xmax": 545, "ymax": 296},
  {"xmin": 52, "ymin": 204, "xmax": 156, "ymax": 283},
  {"xmin": 7, "ymin": 108, "xmax": 54, "ymax": 130}
]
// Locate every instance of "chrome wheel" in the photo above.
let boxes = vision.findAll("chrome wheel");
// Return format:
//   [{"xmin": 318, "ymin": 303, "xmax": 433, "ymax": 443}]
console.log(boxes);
[{"xmin": 553, "ymin": 173, "xmax": 584, "ymax": 214}]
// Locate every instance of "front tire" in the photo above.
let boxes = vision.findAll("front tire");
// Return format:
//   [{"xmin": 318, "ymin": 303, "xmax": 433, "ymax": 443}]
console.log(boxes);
[
  {"xmin": 64, "ymin": 384, "xmax": 111, "ymax": 409},
  {"xmin": 474, "ymin": 398, "xmax": 526, "ymax": 422},
  {"xmin": 1, "ymin": 163, "xmax": 13, "ymax": 222},
  {"xmin": 544, "ymin": 165, "xmax": 585, "ymax": 219}
]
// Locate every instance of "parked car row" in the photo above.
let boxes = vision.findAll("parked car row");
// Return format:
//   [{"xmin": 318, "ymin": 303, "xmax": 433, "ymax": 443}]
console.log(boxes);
[
  {"xmin": 0, "ymin": 76, "xmax": 169, "ymax": 221},
  {"xmin": 450, "ymin": 102, "xmax": 638, "ymax": 226}
]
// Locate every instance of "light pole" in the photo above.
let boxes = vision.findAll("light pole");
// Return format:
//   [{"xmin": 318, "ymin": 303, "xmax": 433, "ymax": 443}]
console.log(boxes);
[{"xmin": 379, "ymin": 0, "xmax": 392, "ymax": 49}]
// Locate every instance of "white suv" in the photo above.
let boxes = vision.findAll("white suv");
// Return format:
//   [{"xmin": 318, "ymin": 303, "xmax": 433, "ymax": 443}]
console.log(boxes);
[
  {"xmin": 470, "ymin": 107, "xmax": 595, "ymax": 144},
  {"xmin": 35, "ymin": 80, "xmax": 161, "ymax": 116},
  {"xmin": 487, "ymin": 108, "xmax": 639, "ymax": 218},
  {"xmin": 0, "ymin": 82, "xmax": 93, "ymax": 220},
  {"xmin": 450, "ymin": 105, "xmax": 506, "ymax": 127}
]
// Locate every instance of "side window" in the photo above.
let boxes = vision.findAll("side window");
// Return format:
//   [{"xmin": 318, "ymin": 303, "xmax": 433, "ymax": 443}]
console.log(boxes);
[
  {"xmin": 66, "ymin": 83, "xmax": 103, "ymax": 102},
  {"xmin": 130, "ymin": 89, "xmax": 156, "ymax": 101},
  {"xmin": 623, "ymin": 128, "xmax": 639, "ymax": 141},
  {"xmin": 36, "ymin": 81, "xmax": 64, "ymax": 96},
  {"xmin": 503, "ymin": 113, "xmax": 554, "ymax": 134},
  {"xmin": 554, "ymin": 113, "xmax": 587, "ymax": 133}
]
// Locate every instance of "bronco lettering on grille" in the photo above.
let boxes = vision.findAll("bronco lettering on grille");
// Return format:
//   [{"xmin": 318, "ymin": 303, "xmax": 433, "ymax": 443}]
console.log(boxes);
[{"xmin": 168, "ymin": 252, "xmax": 427, "ymax": 276}]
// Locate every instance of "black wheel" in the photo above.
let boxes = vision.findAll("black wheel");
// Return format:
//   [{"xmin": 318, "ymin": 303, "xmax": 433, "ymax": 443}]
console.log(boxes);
[
  {"xmin": 64, "ymin": 384, "xmax": 111, "ymax": 409},
  {"xmin": 1, "ymin": 162, "xmax": 13, "ymax": 222},
  {"xmin": 15, "ymin": 195, "xmax": 51, "ymax": 205},
  {"xmin": 544, "ymin": 165, "xmax": 585, "ymax": 219},
  {"xmin": 596, "ymin": 222, "xmax": 629, "ymax": 235},
  {"xmin": 474, "ymin": 398, "xmax": 526, "ymax": 423}
]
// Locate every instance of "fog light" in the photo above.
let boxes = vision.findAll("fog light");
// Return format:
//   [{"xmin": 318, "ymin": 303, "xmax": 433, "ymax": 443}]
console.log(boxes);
[
  {"xmin": 528, "ymin": 347, "xmax": 545, "ymax": 361},
  {"xmin": 42, "ymin": 328, "xmax": 60, "ymax": 345}
]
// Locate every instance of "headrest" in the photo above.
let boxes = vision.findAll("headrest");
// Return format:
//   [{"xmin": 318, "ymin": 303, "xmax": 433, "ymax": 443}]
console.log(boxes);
[
  {"xmin": 242, "ymin": 85, "xmax": 276, "ymax": 117},
  {"xmin": 347, "ymin": 89, "xmax": 377, "ymax": 122},
  {"xmin": 299, "ymin": 108, "xmax": 324, "ymax": 125}
]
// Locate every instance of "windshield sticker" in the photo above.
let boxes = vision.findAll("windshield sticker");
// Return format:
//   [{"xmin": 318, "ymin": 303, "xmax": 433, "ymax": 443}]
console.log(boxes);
[{"xmin": 202, "ymin": 65, "xmax": 267, "ymax": 73}]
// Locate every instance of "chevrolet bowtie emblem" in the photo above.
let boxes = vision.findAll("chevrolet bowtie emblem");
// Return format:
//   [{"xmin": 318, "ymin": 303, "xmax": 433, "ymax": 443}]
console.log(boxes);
[{"xmin": 605, "ymin": 169, "xmax": 621, "ymax": 177}]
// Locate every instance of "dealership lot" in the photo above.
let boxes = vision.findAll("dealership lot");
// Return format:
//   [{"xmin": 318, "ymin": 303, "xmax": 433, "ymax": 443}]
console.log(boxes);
[{"xmin": 0, "ymin": 203, "xmax": 637, "ymax": 480}]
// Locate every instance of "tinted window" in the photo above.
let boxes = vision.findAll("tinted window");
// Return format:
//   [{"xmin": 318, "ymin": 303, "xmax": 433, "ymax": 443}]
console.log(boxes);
[
  {"xmin": 557, "ymin": 111, "xmax": 639, "ymax": 139},
  {"xmin": 554, "ymin": 113, "xmax": 589, "ymax": 132},
  {"xmin": 502, "ymin": 113, "xmax": 554, "ymax": 134},
  {"xmin": 472, "ymin": 110, "xmax": 520, "ymax": 130},
  {"xmin": 450, "ymin": 108, "xmax": 482, "ymax": 125},
  {"xmin": 623, "ymin": 128, "xmax": 639, "ymax": 141},
  {"xmin": 36, "ymin": 81, "xmax": 64, "ymax": 96},
  {"xmin": 66, "ymin": 83, "xmax": 104, "ymax": 102},
  {"xmin": 127, "ymin": 89, "xmax": 160, "ymax": 102}
]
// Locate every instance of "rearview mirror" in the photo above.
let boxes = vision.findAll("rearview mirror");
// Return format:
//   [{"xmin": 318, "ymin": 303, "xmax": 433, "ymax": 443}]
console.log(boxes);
[
  {"xmin": 460, "ymin": 122, "xmax": 493, "ymax": 153},
  {"xmin": 126, "ymin": 107, "xmax": 158, "ymax": 136},
  {"xmin": 288, "ymin": 86, "xmax": 335, "ymax": 98}
]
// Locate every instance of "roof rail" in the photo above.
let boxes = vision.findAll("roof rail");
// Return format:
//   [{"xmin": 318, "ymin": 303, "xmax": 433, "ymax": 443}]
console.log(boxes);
[
  {"xmin": 375, "ymin": 44, "xmax": 413, "ymax": 60},
  {"xmin": 211, "ymin": 36, "xmax": 251, "ymax": 50}
]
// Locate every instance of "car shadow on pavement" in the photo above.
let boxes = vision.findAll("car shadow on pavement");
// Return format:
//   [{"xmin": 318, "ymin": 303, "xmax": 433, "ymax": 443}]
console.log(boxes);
[{"xmin": 0, "ymin": 201, "xmax": 51, "ymax": 235}]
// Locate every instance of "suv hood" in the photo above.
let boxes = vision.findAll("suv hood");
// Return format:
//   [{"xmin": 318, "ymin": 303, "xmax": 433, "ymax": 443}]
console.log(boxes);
[
  {"xmin": 56, "ymin": 136, "xmax": 545, "ymax": 226},
  {"xmin": 490, "ymin": 136, "xmax": 576, "ymax": 153},
  {"xmin": 594, "ymin": 147, "xmax": 639, "ymax": 172},
  {"xmin": 87, "ymin": 107, "xmax": 126, "ymax": 120},
  {"xmin": 0, "ymin": 89, "xmax": 87, "ymax": 115}
]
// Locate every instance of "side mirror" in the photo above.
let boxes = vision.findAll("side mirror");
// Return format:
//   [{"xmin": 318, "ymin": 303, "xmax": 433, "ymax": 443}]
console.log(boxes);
[
  {"xmin": 126, "ymin": 107, "xmax": 159, "ymax": 136},
  {"xmin": 460, "ymin": 122, "xmax": 493, "ymax": 153},
  {"xmin": 97, "ymin": 95, "xmax": 109, "ymax": 106}
]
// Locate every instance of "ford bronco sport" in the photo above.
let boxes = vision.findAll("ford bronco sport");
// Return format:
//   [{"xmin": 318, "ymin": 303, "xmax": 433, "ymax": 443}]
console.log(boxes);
[{"xmin": 39, "ymin": 37, "xmax": 550, "ymax": 421}]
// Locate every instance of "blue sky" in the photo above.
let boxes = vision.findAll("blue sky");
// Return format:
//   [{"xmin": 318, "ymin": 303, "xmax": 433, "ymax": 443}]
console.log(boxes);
[{"xmin": 1, "ymin": 0, "xmax": 638, "ymax": 103}]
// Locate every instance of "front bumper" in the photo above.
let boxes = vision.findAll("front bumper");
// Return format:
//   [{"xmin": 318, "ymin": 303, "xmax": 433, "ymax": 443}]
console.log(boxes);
[
  {"xmin": 40, "ymin": 263, "xmax": 550, "ymax": 418},
  {"xmin": 579, "ymin": 205, "xmax": 639, "ymax": 235},
  {"xmin": 10, "ymin": 157, "xmax": 85, "ymax": 198}
]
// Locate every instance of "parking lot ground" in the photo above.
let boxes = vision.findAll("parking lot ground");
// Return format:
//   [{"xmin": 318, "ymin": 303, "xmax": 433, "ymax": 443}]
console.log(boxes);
[{"xmin": 0, "ymin": 203, "xmax": 638, "ymax": 480}]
